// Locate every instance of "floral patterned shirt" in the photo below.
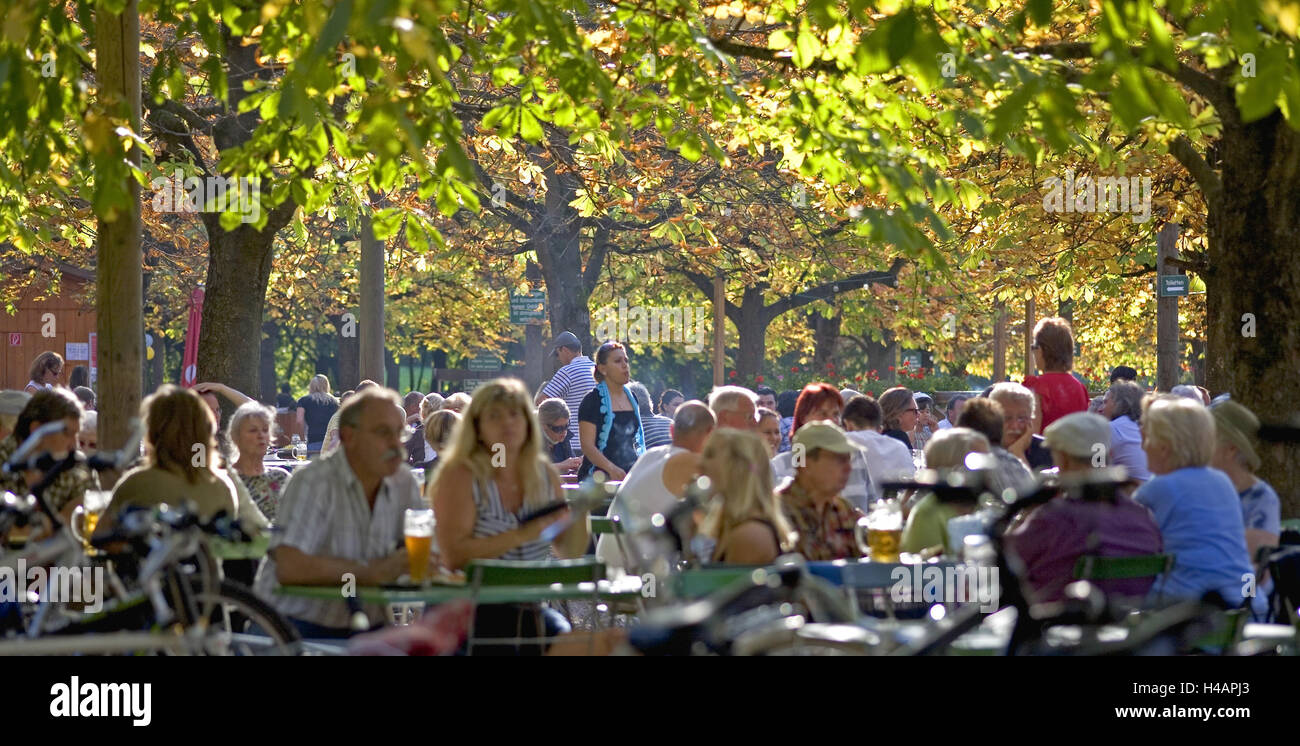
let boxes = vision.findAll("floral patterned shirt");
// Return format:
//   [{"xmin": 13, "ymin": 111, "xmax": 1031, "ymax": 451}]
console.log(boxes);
[
  {"xmin": 233, "ymin": 467, "xmax": 290, "ymax": 524},
  {"xmin": 778, "ymin": 478, "xmax": 865, "ymax": 561}
]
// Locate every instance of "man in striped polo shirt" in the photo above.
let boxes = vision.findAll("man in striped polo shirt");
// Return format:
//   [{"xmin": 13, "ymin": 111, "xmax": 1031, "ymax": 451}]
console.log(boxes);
[{"xmin": 534, "ymin": 331, "xmax": 596, "ymax": 452}]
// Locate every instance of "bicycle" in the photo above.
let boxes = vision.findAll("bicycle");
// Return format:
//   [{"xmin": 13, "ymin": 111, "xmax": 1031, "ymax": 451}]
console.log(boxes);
[{"xmin": 0, "ymin": 421, "xmax": 301, "ymax": 655}]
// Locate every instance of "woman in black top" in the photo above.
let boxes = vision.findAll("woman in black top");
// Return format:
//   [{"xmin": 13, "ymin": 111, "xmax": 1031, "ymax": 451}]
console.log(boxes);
[
  {"xmin": 576, "ymin": 341, "xmax": 644, "ymax": 481},
  {"xmin": 878, "ymin": 386, "xmax": 918, "ymax": 451},
  {"xmin": 296, "ymin": 374, "xmax": 339, "ymax": 450}
]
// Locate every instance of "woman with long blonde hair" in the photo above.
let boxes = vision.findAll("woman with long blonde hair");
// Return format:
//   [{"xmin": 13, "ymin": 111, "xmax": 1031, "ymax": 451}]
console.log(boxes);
[
  {"xmin": 697, "ymin": 428, "xmax": 796, "ymax": 564},
  {"xmin": 428, "ymin": 377, "xmax": 590, "ymax": 654}
]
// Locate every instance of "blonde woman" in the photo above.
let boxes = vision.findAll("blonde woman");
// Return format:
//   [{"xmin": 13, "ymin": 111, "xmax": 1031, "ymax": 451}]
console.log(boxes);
[
  {"xmin": 97, "ymin": 385, "xmax": 241, "ymax": 534},
  {"xmin": 1134, "ymin": 395, "xmax": 1253, "ymax": 606},
  {"xmin": 428, "ymin": 378, "xmax": 588, "ymax": 654},
  {"xmin": 878, "ymin": 386, "xmax": 918, "ymax": 451},
  {"xmin": 296, "ymin": 374, "xmax": 339, "ymax": 451},
  {"xmin": 697, "ymin": 428, "xmax": 795, "ymax": 565},
  {"xmin": 900, "ymin": 428, "xmax": 991, "ymax": 555}
]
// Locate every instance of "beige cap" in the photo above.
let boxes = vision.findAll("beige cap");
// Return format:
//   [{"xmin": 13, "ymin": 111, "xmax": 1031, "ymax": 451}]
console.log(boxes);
[
  {"xmin": 1044, "ymin": 412, "xmax": 1112, "ymax": 460},
  {"xmin": 792, "ymin": 420, "xmax": 859, "ymax": 456},
  {"xmin": 0, "ymin": 390, "xmax": 31, "ymax": 416}
]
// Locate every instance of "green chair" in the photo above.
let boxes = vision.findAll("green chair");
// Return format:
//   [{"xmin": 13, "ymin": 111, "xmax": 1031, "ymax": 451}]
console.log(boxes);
[
  {"xmin": 1281, "ymin": 518, "xmax": 1300, "ymax": 533},
  {"xmin": 589, "ymin": 516, "xmax": 621, "ymax": 536},
  {"xmin": 1073, "ymin": 553, "xmax": 1174, "ymax": 581},
  {"xmin": 671, "ymin": 566, "xmax": 768, "ymax": 599},
  {"xmin": 464, "ymin": 558, "xmax": 607, "ymax": 654}
]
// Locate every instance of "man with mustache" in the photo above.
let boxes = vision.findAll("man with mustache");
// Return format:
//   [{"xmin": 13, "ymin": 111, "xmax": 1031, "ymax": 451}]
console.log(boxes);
[{"xmin": 255, "ymin": 387, "xmax": 430, "ymax": 639}]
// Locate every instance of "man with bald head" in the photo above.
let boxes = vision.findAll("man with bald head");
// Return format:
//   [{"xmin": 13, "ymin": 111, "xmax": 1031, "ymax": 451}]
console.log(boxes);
[
  {"xmin": 709, "ymin": 386, "xmax": 758, "ymax": 431},
  {"xmin": 597, "ymin": 400, "xmax": 715, "ymax": 569},
  {"xmin": 256, "ymin": 387, "xmax": 429, "ymax": 638}
]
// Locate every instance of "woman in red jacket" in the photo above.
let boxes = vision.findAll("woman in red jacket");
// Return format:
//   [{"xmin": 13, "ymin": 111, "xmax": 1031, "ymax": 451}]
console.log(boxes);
[{"xmin": 1023, "ymin": 317, "xmax": 1090, "ymax": 432}]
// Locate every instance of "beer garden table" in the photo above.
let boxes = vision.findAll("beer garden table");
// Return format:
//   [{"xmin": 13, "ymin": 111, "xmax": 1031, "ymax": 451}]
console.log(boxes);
[{"xmin": 276, "ymin": 573, "xmax": 644, "ymax": 606}]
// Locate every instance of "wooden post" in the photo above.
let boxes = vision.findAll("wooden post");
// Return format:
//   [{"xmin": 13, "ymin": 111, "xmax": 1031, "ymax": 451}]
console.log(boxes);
[
  {"xmin": 712, "ymin": 270, "xmax": 725, "ymax": 388},
  {"xmin": 1156, "ymin": 223, "xmax": 1182, "ymax": 391},
  {"xmin": 1024, "ymin": 296, "xmax": 1036, "ymax": 378},
  {"xmin": 992, "ymin": 301, "xmax": 1007, "ymax": 383},
  {"xmin": 524, "ymin": 261, "xmax": 544, "ymax": 394},
  {"xmin": 95, "ymin": 0, "xmax": 142, "ymax": 464},
  {"xmin": 359, "ymin": 201, "xmax": 385, "ymax": 386}
]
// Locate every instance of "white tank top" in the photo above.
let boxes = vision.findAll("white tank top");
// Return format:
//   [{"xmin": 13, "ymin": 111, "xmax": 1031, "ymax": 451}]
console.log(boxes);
[{"xmin": 596, "ymin": 444, "xmax": 687, "ymax": 569}]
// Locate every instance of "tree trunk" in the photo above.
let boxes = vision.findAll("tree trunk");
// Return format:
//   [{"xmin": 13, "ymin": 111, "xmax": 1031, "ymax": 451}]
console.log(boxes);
[
  {"xmin": 864, "ymin": 332, "xmax": 897, "ymax": 385},
  {"xmin": 330, "ymin": 315, "xmax": 359, "ymax": 391},
  {"xmin": 809, "ymin": 309, "xmax": 841, "ymax": 375},
  {"xmin": 259, "ymin": 319, "xmax": 278, "ymax": 403},
  {"xmin": 1204, "ymin": 112, "xmax": 1300, "ymax": 518},
  {"xmin": 384, "ymin": 347, "xmax": 400, "ymax": 390},
  {"xmin": 732, "ymin": 285, "xmax": 767, "ymax": 380},
  {"xmin": 95, "ymin": 0, "xmax": 143, "ymax": 461},
  {"xmin": 359, "ymin": 208, "xmax": 386, "ymax": 385},
  {"xmin": 197, "ymin": 224, "xmax": 277, "ymax": 398}
]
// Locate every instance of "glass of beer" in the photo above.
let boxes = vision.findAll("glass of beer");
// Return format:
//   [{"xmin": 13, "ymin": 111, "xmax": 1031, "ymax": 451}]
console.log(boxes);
[
  {"xmin": 70, "ymin": 490, "xmax": 112, "ymax": 554},
  {"xmin": 404, "ymin": 508, "xmax": 435, "ymax": 584},
  {"xmin": 856, "ymin": 499, "xmax": 903, "ymax": 563}
]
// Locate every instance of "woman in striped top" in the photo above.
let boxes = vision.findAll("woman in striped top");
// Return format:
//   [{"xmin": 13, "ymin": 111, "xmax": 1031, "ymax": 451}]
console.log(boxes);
[{"xmin": 428, "ymin": 378, "xmax": 590, "ymax": 653}]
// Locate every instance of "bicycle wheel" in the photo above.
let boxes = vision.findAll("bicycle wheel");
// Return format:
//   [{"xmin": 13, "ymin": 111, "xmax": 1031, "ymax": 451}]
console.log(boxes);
[{"xmin": 196, "ymin": 579, "xmax": 302, "ymax": 656}]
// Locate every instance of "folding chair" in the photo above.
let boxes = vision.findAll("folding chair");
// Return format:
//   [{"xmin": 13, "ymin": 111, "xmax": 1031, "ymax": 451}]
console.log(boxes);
[
  {"xmin": 464, "ymin": 558, "xmax": 606, "ymax": 654},
  {"xmin": 1073, "ymin": 553, "xmax": 1174, "ymax": 603}
]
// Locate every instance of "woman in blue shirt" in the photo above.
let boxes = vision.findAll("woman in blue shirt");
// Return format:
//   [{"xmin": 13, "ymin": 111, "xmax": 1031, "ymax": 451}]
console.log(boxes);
[{"xmin": 1134, "ymin": 396, "xmax": 1253, "ymax": 607}]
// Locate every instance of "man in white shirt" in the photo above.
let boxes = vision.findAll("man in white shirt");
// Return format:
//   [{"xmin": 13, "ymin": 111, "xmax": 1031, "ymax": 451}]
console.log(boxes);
[
  {"xmin": 255, "ymin": 388, "xmax": 428, "ymax": 638},
  {"xmin": 840, "ymin": 394, "xmax": 915, "ymax": 502},
  {"xmin": 597, "ymin": 402, "xmax": 715, "ymax": 571}
]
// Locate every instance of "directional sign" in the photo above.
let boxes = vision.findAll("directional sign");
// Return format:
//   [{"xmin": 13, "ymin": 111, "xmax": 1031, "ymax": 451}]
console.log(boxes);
[{"xmin": 1159, "ymin": 275, "xmax": 1188, "ymax": 297}]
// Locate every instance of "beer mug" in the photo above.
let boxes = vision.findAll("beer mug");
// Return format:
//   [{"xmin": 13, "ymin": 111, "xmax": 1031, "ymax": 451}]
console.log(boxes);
[
  {"xmin": 71, "ymin": 490, "xmax": 112, "ymax": 553},
  {"xmin": 855, "ymin": 499, "xmax": 903, "ymax": 563},
  {"xmin": 404, "ymin": 508, "xmax": 435, "ymax": 584}
]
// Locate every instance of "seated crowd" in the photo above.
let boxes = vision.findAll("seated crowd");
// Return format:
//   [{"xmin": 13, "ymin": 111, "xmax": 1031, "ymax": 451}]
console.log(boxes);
[{"xmin": 0, "ymin": 319, "xmax": 1286, "ymax": 653}]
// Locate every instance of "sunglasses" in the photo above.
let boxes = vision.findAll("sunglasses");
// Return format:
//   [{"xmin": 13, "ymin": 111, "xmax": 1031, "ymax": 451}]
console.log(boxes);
[{"xmin": 546, "ymin": 424, "xmax": 567, "ymax": 433}]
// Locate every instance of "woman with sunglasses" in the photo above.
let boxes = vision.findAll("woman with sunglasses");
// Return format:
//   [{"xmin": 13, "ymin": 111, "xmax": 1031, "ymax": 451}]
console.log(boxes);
[
  {"xmin": 576, "ymin": 341, "xmax": 645, "ymax": 482},
  {"xmin": 878, "ymin": 386, "xmax": 919, "ymax": 451},
  {"xmin": 538, "ymin": 398, "xmax": 582, "ymax": 472}
]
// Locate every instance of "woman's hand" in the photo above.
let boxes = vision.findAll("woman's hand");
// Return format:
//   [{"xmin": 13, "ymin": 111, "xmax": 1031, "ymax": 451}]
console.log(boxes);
[
  {"xmin": 604, "ymin": 466, "xmax": 627, "ymax": 481},
  {"xmin": 559, "ymin": 456, "xmax": 582, "ymax": 472},
  {"xmin": 517, "ymin": 507, "xmax": 571, "ymax": 543}
]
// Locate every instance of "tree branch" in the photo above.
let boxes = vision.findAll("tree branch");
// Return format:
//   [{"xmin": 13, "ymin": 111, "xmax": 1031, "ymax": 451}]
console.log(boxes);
[
  {"xmin": 762, "ymin": 257, "xmax": 908, "ymax": 323},
  {"xmin": 1168, "ymin": 135, "xmax": 1224, "ymax": 204}
]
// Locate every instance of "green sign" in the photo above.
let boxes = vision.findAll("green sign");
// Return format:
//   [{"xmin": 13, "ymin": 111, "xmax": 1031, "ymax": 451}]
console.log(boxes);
[
  {"xmin": 1159, "ymin": 275, "xmax": 1188, "ymax": 297},
  {"xmin": 468, "ymin": 351, "xmax": 502, "ymax": 372},
  {"xmin": 901, "ymin": 350, "xmax": 924, "ymax": 371},
  {"xmin": 509, "ymin": 290, "xmax": 547, "ymax": 323}
]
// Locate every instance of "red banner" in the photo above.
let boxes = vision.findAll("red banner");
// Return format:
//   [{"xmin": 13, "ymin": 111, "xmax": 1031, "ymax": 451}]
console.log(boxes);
[{"xmin": 181, "ymin": 286, "xmax": 204, "ymax": 388}]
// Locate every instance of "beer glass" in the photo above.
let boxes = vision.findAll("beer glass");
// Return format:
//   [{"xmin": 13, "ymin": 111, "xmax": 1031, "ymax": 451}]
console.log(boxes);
[
  {"xmin": 70, "ymin": 490, "xmax": 112, "ymax": 554},
  {"xmin": 404, "ymin": 508, "xmax": 435, "ymax": 584},
  {"xmin": 855, "ymin": 499, "xmax": 903, "ymax": 562}
]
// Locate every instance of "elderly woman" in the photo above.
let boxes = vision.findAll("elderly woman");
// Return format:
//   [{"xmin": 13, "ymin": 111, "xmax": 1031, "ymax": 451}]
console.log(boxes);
[
  {"xmin": 1023, "ymin": 317, "xmax": 1091, "ymax": 430},
  {"xmin": 696, "ymin": 428, "xmax": 796, "ymax": 564},
  {"xmin": 537, "ymin": 398, "xmax": 582, "ymax": 471},
  {"xmin": 0, "ymin": 388, "xmax": 89, "ymax": 527},
  {"xmin": 1134, "ymin": 396, "xmax": 1254, "ymax": 607},
  {"xmin": 1101, "ymin": 379, "xmax": 1151, "ymax": 484},
  {"xmin": 988, "ymin": 382, "xmax": 1053, "ymax": 470},
  {"xmin": 429, "ymin": 378, "xmax": 589, "ymax": 654},
  {"xmin": 900, "ymin": 428, "xmax": 990, "ymax": 556},
  {"xmin": 96, "ymin": 386, "xmax": 244, "ymax": 536},
  {"xmin": 226, "ymin": 402, "xmax": 291, "ymax": 522}
]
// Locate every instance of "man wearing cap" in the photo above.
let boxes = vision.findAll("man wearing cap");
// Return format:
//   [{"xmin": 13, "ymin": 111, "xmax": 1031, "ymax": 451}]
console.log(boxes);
[
  {"xmin": 1210, "ymin": 400, "xmax": 1280, "ymax": 618},
  {"xmin": 778, "ymin": 421, "xmax": 865, "ymax": 561},
  {"xmin": 1005, "ymin": 412, "xmax": 1163, "ymax": 603},
  {"xmin": 535, "ymin": 332, "xmax": 597, "ymax": 453}
]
